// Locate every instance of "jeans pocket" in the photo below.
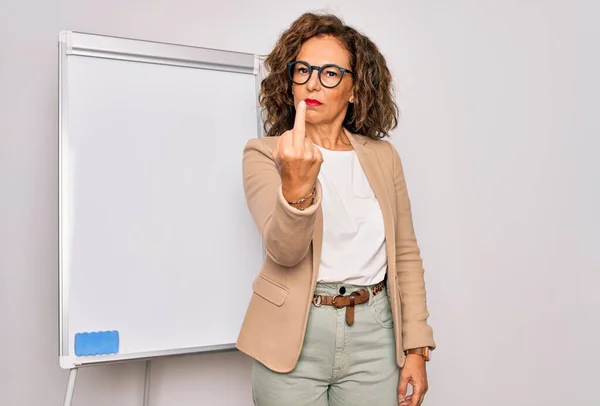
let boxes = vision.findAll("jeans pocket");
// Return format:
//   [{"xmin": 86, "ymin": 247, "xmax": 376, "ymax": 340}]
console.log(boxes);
[{"xmin": 368, "ymin": 295, "xmax": 394, "ymax": 329}]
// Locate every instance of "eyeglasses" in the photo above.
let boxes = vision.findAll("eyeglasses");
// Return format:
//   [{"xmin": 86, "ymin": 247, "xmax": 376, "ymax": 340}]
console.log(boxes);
[{"xmin": 287, "ymin": 61, "xmax": 353, "ymax": 89}]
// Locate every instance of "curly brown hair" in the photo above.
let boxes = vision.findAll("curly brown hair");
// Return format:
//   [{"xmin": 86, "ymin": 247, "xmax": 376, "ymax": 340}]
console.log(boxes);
[{"xmin": 259, "ymin": 12, "xmax": 399, "ymax": 140}]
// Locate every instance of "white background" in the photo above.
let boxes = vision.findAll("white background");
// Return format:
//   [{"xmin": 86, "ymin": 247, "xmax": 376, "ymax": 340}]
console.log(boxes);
[{"xmin": 1, "ymin": 0, "xmax": 598, "ymax": 405}]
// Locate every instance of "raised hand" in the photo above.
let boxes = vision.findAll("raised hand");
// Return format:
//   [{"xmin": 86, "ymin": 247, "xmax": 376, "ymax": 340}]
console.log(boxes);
[{"xmin": 273, "ymin": 100, "xmax": 323, "ymax": 208}]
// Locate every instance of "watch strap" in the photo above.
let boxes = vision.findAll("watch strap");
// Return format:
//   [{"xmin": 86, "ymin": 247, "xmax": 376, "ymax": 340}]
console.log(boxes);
[{"xmin": 405, "ymin": 347, "xmax": 431, "ymax": 361}]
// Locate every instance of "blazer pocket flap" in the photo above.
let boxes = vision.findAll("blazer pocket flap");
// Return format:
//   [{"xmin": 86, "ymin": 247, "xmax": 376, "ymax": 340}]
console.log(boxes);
[{"xmin": 253, "ymin": 275, "xmax": 289, "ymax": 307}]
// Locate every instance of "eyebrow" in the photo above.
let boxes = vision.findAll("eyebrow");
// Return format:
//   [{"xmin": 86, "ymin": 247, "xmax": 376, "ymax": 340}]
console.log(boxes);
[{"xmin": 293, "ymin": 60, "xmax": 352, "ymax": 69}]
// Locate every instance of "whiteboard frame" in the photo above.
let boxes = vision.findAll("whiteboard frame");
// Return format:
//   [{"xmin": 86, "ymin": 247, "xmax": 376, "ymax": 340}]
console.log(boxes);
[{"xmin": 58, "ymin": 30, "xmax": 265, "ymax": 368}]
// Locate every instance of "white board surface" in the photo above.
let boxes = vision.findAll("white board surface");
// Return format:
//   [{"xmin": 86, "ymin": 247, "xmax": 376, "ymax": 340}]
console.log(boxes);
[{"xmin": 58, "ymin": 31, "xmax": 265, "ymax": 369}]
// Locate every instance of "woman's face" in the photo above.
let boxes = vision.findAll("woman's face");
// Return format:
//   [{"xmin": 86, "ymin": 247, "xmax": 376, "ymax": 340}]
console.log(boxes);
[{"xmin": 291, "ymin": 35, "xmax": 354, "ymax": 128}]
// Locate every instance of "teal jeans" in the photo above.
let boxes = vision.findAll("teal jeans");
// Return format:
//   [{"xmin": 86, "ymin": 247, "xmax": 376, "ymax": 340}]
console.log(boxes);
[{"xmin": 252, "ymin": 282, "xmax": 399, "ymax": 405}]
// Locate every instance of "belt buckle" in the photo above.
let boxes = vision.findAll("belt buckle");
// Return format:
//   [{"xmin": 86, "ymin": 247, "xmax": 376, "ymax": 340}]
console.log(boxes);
[
  {"xmin": 332, "ymin": 294, "xmax": 344, "ymax": 308},
  {"xmin": 313, "ymin": 294, "xmax": 323, "ymax": 307}
]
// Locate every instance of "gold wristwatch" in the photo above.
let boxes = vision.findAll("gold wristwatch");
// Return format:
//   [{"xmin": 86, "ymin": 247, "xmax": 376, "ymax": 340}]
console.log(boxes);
[{"xmin": 405, "ymin": 347, "xmax": 431, "ymax": 361}]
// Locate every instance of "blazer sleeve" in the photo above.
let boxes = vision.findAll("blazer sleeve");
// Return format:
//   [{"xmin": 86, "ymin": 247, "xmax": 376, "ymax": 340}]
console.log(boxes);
[
  {"xmin": 242, "ymin": 138, "xmax": 322, "ymax": 267},
  {"xmin": 388, "ymin": 141, "xmax": 436, "ymax": 351}
]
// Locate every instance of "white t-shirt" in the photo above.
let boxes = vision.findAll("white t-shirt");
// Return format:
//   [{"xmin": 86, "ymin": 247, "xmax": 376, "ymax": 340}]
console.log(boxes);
[{"xmin": 315, "ymin": 144, "xmax": 387, "ymax": 286}]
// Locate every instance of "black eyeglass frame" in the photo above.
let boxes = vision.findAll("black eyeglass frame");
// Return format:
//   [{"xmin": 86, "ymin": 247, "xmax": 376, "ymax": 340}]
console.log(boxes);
[{"xmin": 287, "ymin": 61, "xmax": 354, "ymax": 89}]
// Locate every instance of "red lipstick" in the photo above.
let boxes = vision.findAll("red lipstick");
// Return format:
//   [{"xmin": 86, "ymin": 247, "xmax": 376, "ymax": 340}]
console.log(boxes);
[{"xmin": 305, "ymin": 98, "xmax": 322, "ymax": 106}]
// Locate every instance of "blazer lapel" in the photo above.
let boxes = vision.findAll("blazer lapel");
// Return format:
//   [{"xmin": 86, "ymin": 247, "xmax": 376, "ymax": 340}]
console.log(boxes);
[
  {"xmin": 311, "ymin": 203, "xmax": 323, "ymax": 282},
  {"xmin": 311, "ymin": 131, "xmax": 396, "ymax": 282},
  {"xmin": 346, "ymin": 132, "xmax": 397, "ymax": 270}
]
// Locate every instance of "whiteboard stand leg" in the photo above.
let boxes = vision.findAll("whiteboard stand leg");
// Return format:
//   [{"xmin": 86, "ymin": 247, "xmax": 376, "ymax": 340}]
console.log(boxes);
[
  {"xmin": 143, "ymin": 360, "xmax": 151, "ymax": 406},
  {"xmin": 63, "ymin": 368, "xmax": 78, "ymax": 406}
]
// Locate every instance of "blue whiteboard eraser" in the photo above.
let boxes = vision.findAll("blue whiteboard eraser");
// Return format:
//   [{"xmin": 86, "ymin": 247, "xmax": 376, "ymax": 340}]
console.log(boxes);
[{"xmin": 74, "ymin": 330, "xmax": 119, "ymax": 356}]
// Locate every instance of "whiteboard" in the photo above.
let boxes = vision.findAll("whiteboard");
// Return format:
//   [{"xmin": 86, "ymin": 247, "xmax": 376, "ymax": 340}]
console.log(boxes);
[{"xmin": 58, "ymin": 31, "xmax": 265, "ymax": 369}]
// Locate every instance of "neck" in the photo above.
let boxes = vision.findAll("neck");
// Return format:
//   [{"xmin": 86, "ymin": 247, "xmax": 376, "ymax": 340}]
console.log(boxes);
[{"xmin": 306, "ymin": 123, "xmax": 352, "ymax": 151}]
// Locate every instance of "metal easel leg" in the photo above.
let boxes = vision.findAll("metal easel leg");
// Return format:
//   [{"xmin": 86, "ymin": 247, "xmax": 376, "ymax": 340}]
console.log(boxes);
[
  {"xmin": 143, "ymin": 360, "xmax": 152, "ymax": 406},
  {"xmin": 63, "ymin": 368, "xmax": 79, "ymax": 406}
]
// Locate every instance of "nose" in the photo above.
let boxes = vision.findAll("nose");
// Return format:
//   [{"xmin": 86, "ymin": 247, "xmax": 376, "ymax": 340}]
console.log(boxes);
[{"xmin": 305, "ymin": 68, "xmax": 321, "ymax": 92}]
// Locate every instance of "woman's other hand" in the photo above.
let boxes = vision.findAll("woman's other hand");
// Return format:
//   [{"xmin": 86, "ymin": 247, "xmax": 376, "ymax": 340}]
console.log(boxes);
[
  {"xmin": 274, "ymin": 100, "xmax": 323, "ymax": 206},
  {"xmin": 398, "ymin": 354, "xmax": 428, "ymax": 405}
]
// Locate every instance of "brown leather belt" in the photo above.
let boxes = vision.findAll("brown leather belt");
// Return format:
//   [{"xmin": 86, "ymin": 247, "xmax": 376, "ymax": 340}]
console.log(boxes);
[{"xmin": 312, "ymin": 279, "xmax": 386, "ymax": 326}]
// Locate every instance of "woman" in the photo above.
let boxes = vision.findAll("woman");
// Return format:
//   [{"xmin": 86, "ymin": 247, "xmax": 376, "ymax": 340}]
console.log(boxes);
[{"xmin": 236, "ymin": 12, "xmax": 436, "ymax": 406}]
